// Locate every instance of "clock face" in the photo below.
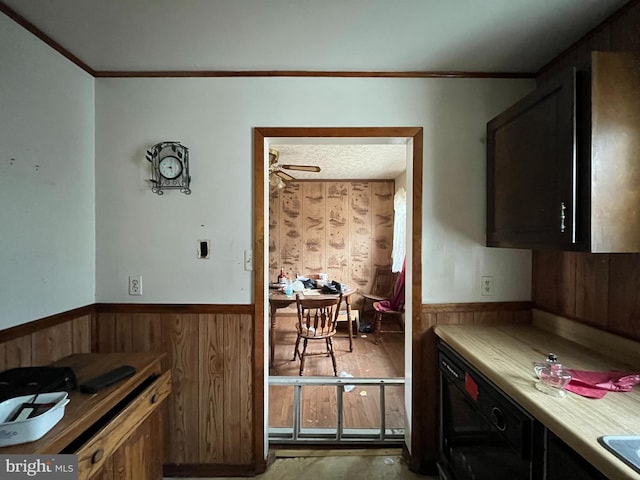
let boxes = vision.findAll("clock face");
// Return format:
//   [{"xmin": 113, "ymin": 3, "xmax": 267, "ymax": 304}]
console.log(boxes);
[{"xmin": 158, "ymin": 155, "xmax": 183, "ymax": 179}]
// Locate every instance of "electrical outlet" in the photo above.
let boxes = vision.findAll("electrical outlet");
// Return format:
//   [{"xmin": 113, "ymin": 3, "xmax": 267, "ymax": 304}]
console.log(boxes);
[
  {"xmin": 244, "ymin": 249, "xmax": 253, "ymax": 271},
  {"xmin": 481, "ymin": 276, "xmax": 493, "ymax": 296},
  {"xmin": 129, "ymin": 275, "xmax": 142, "ymax": 295}
]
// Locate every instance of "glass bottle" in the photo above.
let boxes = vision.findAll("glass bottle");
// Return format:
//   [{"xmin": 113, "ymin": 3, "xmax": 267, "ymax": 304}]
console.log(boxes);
[
  {"xmin": 278, "ymin": 267, "xmax": 286, "ymax": 285},
  {"xmin": 535, "ymin": 353, "xmax": 572, "ymax": 397},
  {"xmin": 284, "ymin": 279, "xmax": 293, "ymax": 296}
]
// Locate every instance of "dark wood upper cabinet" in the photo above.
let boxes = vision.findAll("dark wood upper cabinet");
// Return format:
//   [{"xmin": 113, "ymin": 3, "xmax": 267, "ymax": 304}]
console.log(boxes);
[
  {"xmin": 487, "ymin": 68, "xmax": 576, "ymax": 249},
  {"xmin": 487, "ymin": 51, "xmax": 640, "ymax": 252}
]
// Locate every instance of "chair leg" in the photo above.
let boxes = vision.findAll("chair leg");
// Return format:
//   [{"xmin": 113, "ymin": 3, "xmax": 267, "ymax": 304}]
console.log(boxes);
[
  {"xmin": 299, "ymin": 339, "xmax": 308, "ymax": 376},
  {"xmin": 292, "ymin": 333, "xmax": 301, "ymax": 361},
  {"xmin": 327, "ymin": 338, "xmax": 337, "ymax": 376},
  {"xmin": 374, "ymin": 311, "xmax": 383, "ymax": 345}
]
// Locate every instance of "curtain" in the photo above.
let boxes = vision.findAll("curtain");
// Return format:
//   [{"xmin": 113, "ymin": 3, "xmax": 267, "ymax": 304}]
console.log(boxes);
[{"xmin": 391, "ymin": 187, "xmax": 406, "ymax": 272}]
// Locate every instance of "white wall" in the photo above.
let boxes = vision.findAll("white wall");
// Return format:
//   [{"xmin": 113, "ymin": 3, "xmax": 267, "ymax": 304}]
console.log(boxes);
[
  {"xmin": 0, "ymin": 14, "xmax": 533, "ymax": 332},
  {"xmin": 95, "ymin": 76, "xmax": 533, "ymax": 304},
  {"xmin": 0, "ymin": 14, "xmax": 95, "ymax": 330}
]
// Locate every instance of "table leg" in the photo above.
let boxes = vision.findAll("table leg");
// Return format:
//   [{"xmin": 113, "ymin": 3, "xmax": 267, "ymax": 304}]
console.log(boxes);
[
  {"xmin": 345, "ymin": 295, "xmax": 354, "ymax": 352},
  {"xmin": 270, "ymin": 304, "xmax": 278, "ymax": 369}
]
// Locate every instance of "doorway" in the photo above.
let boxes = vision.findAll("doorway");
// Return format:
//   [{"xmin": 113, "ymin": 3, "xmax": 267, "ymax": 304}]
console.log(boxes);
[{"xmin": 253, "ymin": 127, "xmax": 423, "ymax": 458}]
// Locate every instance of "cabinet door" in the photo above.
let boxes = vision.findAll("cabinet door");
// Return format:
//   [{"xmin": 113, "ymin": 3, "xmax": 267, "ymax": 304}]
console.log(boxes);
[
  {"xmin": 89, "ymin": 412, "xmax": 162, "ymax": 480},
  {"xmin": 545, "ymin": 430, "xmax": 606, "ymax": 480},
  {"xmin": 487, "ymin": 68, "xmax": 577, "ymax": 248},
  {"xmin": 76, "ymin": 370, "xmax": 171, "ymax": 479}
]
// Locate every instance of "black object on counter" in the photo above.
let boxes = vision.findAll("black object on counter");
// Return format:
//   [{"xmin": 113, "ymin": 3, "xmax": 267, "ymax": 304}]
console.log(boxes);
[
  {"xmin": 79, "ymin": 365, "xmax": 136, "ymax": 394},
  {"xmin": 0, "ymin": 366, "xmax": 77, "ymax": 402}
]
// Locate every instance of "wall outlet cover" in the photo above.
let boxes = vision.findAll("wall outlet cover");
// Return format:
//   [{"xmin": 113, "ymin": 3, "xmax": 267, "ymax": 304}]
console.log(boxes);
[
  {"xmin": 481, "ymin": 276, "xmax": 493, "ymax": 296},
  {"xmin": 129, "ymin": 275, "xmax": 142, "ymax": 295}
]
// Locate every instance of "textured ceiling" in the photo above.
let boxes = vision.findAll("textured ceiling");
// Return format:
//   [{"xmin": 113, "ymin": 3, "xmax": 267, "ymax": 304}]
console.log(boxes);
[
  {"xmin": 1, "ymin": 0, "xmax": 628, "ymax": 73},
  {"xmin": 270, "ymin": 144, "xmax": 408, "ymax": 180}
]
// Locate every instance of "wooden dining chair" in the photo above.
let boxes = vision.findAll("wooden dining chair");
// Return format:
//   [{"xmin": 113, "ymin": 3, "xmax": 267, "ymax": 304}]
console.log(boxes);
[
  {"xmin": 360, "ymin": 267, "xmax": 397, "ymax": 322},
  {"xmin": 372, "ymin": 260, "xmax": 406, "ymax": 344},
  {"xmin": 292, "ymin": 293, "xmax": 343, "ymax": 376}
]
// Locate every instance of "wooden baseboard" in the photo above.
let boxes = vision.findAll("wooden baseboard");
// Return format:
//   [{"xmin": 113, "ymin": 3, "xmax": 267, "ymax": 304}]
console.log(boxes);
[
  {"xmin": 405, "ymin": 450, "xmax": 438, "ymax": 475},
  {"xmin": 273, "ymin": 447, "xmax": 404, "ymax": 458}
]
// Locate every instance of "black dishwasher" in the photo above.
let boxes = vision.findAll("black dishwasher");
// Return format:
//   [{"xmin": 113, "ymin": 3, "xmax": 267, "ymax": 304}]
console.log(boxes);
[{"xmin": 437, "ymin": 343, "xmax": 543, "ymax": 480}]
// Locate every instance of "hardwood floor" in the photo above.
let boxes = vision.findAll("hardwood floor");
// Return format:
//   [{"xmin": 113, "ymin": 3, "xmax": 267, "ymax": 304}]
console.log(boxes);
[
  {"xmin": 168, "ymin": 451, "xmax": 435, "ymax": 480},
  {"xmin": 268, "ymin": 314, "xmax": 405, "ymax": 432}
]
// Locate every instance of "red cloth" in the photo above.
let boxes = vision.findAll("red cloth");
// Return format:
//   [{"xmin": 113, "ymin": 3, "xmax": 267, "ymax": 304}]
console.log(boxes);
[
  {"xmin": 566, "ymin": 369, "xmax": 640, "ymax": 399},
  {"xmin": 374, "ymin": 258, "xmax": 405, "ymax": 312}
]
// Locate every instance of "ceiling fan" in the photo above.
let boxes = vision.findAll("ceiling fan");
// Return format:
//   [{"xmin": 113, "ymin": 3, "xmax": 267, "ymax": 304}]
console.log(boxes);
[{"xmin": 269, "ymin": 148, "xmax": 321, "ymax": 184}]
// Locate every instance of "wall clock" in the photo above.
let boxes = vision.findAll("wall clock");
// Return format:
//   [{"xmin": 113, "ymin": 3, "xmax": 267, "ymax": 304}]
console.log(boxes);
[{"xmin": 146, "ymin": 141, "xmax": 191, "ymax": 195}]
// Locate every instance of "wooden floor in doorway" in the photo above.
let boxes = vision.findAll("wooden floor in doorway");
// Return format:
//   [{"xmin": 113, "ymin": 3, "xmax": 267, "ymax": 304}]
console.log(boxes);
[{"xmin": 269, "ymin": 314, "xmax": 405, "ymax": 431}]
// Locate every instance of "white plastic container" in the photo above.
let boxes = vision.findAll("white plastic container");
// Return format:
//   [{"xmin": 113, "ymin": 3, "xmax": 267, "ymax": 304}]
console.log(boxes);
[{"xmin": 0, "ymin": 392, "xmax": 70, "ymax": 446}]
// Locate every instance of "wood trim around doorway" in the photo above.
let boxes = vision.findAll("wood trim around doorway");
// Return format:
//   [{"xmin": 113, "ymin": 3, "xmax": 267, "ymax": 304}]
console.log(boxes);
[{"xmin": 252, "ymin": 127, "xmax": 423, "ymax": 472}]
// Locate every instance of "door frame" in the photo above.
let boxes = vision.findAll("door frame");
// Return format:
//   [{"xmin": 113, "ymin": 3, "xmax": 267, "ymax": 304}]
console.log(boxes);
[{"xmin": 252, "ymin": 127, "xmax": 423, "ymax": 470}]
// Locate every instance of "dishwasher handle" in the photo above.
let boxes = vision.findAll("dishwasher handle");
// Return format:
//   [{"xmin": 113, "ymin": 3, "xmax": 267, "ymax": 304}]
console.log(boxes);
[{"xmin": 490, "ymin": 407, "xmax": 507, "ymax": 431}]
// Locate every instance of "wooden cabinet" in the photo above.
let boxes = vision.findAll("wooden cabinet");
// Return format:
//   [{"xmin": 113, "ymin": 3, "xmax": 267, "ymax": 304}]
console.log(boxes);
[
  {"xmin": 487, "ymin": 51, "xmax": 640, "ymax": 252},
  {"xmin": 545, "ymin": 430, "xmax": 606, "ymax": 480},
  {"xmin": 0, "ymin": 353, "xmax": 170, "ymax": 480},
  {"xmin": 487, "ymin": 67, "xmax": 576, "ymax": 248}
]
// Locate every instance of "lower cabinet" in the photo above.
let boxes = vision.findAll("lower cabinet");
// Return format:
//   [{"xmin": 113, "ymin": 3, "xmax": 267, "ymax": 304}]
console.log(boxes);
[
  {"xmin": 545, "ymin": 430, "xmax": 606, "ymax": 480},
  {"xmin": 90, "ymin": 410, "xmax": 163, "ymax": 480},
  {"xmin": 0, "ymin": 353, "xmax": 171, "ymax": 480},
  {"xmin": 74, "ymin": 369, "xmax": 171, "ymax": 479}
]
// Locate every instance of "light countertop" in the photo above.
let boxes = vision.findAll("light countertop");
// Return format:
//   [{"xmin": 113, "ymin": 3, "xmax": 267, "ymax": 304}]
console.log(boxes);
[{"xmin": 435, "ymin": 310, "xmax": 640, "ymax": 480}]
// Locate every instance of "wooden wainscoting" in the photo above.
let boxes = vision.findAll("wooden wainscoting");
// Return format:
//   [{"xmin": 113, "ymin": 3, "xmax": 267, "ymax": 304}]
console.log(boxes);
[
  {"xmin": 93, "ymin": 304, "xmax": 255, "ymax": 477},
  {"xmin": 1, "ymin": 300, "xmax": 531, "ymax": 477},
  {"xmin": 0, "ymin": 305, "xmax": 93, "ymax": 370},
  {"xmin": 533, "ymin": 251, "xmax": 640, "ymax": 341}
]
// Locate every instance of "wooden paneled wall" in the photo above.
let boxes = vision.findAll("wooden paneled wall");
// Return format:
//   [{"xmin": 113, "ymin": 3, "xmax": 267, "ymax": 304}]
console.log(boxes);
[
  {"xmin": 0, "ymin": 306, "xmax": 92, "ymax": 371},
  {"xmin": 533, "ymin": 1, "xmax": 640, "ymax": 341},
  {"xmin": 533, "ymin": 251, "xmax": 640, "ymax": 341},
  {"xmin": 269, "ymin": 180, "xmax": 395, "ymax": 297},
  {"xmin": 93, "ymin": 305, "xmax": 254, "ymax": 476},
  {"xmin": 537, "ymin": 0, "xmax": 640, "ymax": 85},
  {"xmin": 0, "ymin": 300, "xmax": 530, "ymax": 476}
]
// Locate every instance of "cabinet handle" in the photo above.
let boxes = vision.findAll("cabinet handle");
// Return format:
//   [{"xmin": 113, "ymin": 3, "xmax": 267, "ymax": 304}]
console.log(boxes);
[
  {"xmin": 490, "ymin": 407, "xmax": 507, "ymax": 431},
  {"xmin": 151, "ymin": 393, "xmax": 159, "ymax": 404},
  {"xmin": 560, "ymin": 202, "xmax": 566, "ymax": 233},
  {"xmin": 91, "ymin": 448, "xmax": 104, "ymax": 464}
]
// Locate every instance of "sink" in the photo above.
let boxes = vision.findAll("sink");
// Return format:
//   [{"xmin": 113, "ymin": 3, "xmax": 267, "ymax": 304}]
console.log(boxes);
[{"xmin": 599, "ymin": 436, "xmax": 640, "ymax": 473}]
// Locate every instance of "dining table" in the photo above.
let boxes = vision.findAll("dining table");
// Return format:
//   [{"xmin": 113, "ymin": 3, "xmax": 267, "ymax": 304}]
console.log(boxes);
[{"xmin": 268, "ymin": 284, "xmax": 357, "ymax": 369}]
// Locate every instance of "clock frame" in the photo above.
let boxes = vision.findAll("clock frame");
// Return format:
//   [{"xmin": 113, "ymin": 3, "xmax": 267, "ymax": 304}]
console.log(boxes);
[{"xmin": 146, "ymin": 141, "xmax": 191, "ymax": 195}]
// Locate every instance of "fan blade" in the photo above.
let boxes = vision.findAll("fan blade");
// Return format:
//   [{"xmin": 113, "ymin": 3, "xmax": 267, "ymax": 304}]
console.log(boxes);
[
  {"xmin": 281, "ymin": 164, "xmax": 321, "ymax": 173},
  {"xmin": 275, "ymin": 170, "xmax": 295, "ymax": 181}
]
